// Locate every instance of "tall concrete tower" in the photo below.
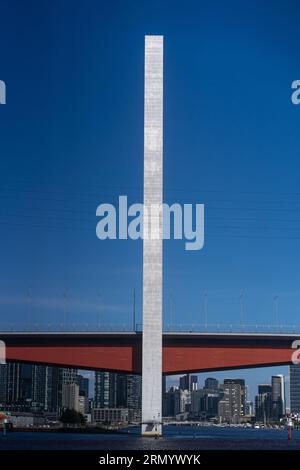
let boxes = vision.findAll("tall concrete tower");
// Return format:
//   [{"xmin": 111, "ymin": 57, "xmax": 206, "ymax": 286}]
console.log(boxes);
[{"xmin": 142, "ymin": 35, "xmax": 163, "ymax": 436}]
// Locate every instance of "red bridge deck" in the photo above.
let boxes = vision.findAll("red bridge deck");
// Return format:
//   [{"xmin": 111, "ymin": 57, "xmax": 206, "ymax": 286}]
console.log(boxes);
[{"xmin": 1, "ymin": 331, "xmax": 299, "ymax": 374}]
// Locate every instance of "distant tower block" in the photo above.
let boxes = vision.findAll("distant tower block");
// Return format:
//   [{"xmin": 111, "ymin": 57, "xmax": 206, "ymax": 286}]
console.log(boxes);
[{"xmin": 142, "ymin": 35, "xmax": 163, "ymax": 436}]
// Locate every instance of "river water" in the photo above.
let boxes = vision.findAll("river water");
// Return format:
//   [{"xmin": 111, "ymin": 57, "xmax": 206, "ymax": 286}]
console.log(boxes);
[{"xmin": 1, "ymin": 426, "xmax": 300, "ymax": 450}]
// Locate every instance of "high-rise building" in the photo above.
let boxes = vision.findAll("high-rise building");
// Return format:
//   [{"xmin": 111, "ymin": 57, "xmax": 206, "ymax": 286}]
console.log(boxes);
[
  {"xmin": 76, "ymin": 375, "xmax": 89, "ymax": 398},
  {"xmin": 0, "ymin": 363, "xmax": 19, "ymax": 405},
  {"xmin": 78, "ymin": 394, "xmax": 89, "ymax": 415},
  {"xmin": 255, "ymin": 394, "xmax": 272, "ymax": 423},
  {"xmin": 190, "ymin": 375, "xmax": 198, "ymax": 392},
  {"xmin": 56, "ymin": 368, "xmax": 78, "ymax": 412},
  {"xmin": 116, "ymin": 374, "xmax": 128, "ymax": 408},
  {"xmin": 245, "ymin": 401, "xmax": 254, "ymax": 416},
  {"xmin": 32, "ymin": 365, "xmax": 47, "ymax": 410},
  {"xmin": 94, "ymin": 372, "xmax": 141, "ymax": 422},
  {"xmin": 0, "ymin": 365, "xmax": 7, "ymax": 404},
  {"xmin": 0, "ymin": 363, "xmax": 78, "ymax": 414},
  {"xmin": 218, "ymin": 381, "xmax": 242, "ymax": 424},
  {"xmin": 272, "ymin": 375, "xmax": 285, "ymax": 421},
  {"xmin": 60, "ymin": 368, "xmax": 78, "ymax": 386},
  {"xmin": 35, "ymin": 367, "xmax": 59, "ymax": 413},
  {"xmin": 162, "ymin": 389, "xmax": 175, "ymax": 417},
  {"xmin": 0, "ymin": 363, "xmax": 32, "ymax": 411},
  {"xmin": 204, "ymin": 378, "xmax": 219, "ymax": 391},
  {"xmin": 203, "ymin": 392, "xmax": 220, "ymax": 418},
  {"xmin": 224, "ymin": 379, "xmax": 246, "ymax": 416},
  {"xmin": 127, "ymin": 375, "xmax": 142, "ymax": 422},
  {"xmin": 8, "ymin": 363, "xmax": 21, "ymax": 405},
  {"xmin": 191, "ymin": 389, "xmax": 204, "ymax": 417},
  {"xmin": 179, "ymin": 375, "xmax": 189, "ymax": 391},
  {"xmin": 174, "ymin": 389, "xmax": 191, "ymax": 416},
  {"xmin": 18, "ymin": 364, "xmax": 33, "ymax": 406},
  {"xmin": 62, "ymin": 383, "xmax": 79, "ymax": 411},
  {"xmin": 94, "ymin": 372, "xmax": 117, "ymax": 408},
  {"xmin": 290, "ymin": 364, "xmax": 300, "ymax": 413},
  {"xmin": 258, "ymin": 384, "xmax": 272, "ymax": 394},
  {"xmin": 31, "ymin": 365, "xmax": 59, "ymax": 412},
  {"xmin": 179, "ymin": 374, "xmax": 198, "ymax": 392},
  {"xmin": 191, "ymin": 388, "xmax": 219, "ymax": 419},
  {"xmin": 46, "ymin": 367, "xmax": 62, "ymax": 412},
  {"xmin": 255, "ymin": 384, "xmax": 272, "ymax": 423}
]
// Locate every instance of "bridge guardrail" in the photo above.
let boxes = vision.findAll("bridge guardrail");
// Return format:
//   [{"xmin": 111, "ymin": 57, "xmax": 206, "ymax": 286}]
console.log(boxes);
[{"xmin": 0, "ymin": 322, "xmax": 300, "ymax": 334}]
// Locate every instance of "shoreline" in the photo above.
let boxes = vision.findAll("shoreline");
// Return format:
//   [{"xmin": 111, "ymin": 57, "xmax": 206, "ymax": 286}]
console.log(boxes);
[{"xmin": 9, "ymin": 426, "xmax": 125, "ymax": 434}]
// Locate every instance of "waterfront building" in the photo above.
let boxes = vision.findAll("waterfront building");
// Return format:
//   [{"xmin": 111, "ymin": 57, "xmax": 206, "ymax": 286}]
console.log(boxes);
[
  {"xmin": 255, "ymin": 385, "xmax": 272, "ymax": 423},
  {"xmin": 92, "ymin": 407, "xmax": 129, "ymax": 424},
  {"xmin": 224, "ymin": 379, "xmax": 246, "ymax": 416},
  {"xmin": 290, "ymin": 364, "xmax": 300, "ymax": 413},
  {"xmin": 218, "ymin": 381, "xmax": 242, "ymax": 424},
  {"xmin": 271, "ymin": 375, "xmax": 285, "ymax": 421},
  {"xmin": 62, "ymin": 383, "xmax": 80, "ymax": 412}
]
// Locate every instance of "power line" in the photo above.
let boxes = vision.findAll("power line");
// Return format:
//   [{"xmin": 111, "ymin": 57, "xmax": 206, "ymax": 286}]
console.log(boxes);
[
  {"xmin": 2, "ymin": 219, "xmax": 300, "ymax": 240},
  {"xmin": 3, "ymin": 176, "xmax": 300, "ymax": 197},
  {"xmin": 1, "ymin": 211, "xmax": 300, "ymax": 233},
  {"xmin": 1, "ymin": 205, "xmax": 300, "ymax": 227},
  {"xmin": 3, "ymin": 181, "xmax": 300, "ymax": 205}
]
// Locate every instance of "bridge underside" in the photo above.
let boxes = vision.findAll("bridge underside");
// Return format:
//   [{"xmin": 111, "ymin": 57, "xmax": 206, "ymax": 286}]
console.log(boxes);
[{"xmin": 1, "ymin": 332, "xmax": 299, "ymax": 374}]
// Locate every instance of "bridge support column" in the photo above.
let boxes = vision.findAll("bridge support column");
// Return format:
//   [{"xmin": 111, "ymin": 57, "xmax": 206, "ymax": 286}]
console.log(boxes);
[{"xmin": 141, "ymin": 35, "xmax": 163, "ymax": 436}]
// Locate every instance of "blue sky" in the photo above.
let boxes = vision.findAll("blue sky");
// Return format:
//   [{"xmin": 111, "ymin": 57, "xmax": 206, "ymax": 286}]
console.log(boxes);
[{"xmin": 0, "ymin": 0, "xmax": 300, "ymax": 400}]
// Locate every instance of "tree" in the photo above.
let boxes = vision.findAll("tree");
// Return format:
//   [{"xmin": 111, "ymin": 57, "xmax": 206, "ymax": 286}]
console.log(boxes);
[{"xmin": 60, "ymin": 408, "xmax": 85, "ymax": 426}]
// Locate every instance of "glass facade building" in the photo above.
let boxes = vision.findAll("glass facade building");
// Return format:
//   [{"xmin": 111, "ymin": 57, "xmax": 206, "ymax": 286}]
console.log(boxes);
[{"xmin": 290, "ymin": 364, "xmax": 300, "ymax": 413}]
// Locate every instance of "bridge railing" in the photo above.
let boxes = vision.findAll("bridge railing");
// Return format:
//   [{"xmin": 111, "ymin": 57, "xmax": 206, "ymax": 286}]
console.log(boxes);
[
  {"xmin": 1, "ymin": 322, "xmax": 300, "ymax": 334},
  {"xmin": 162, "ymin": 323, "xmax": 300, "ymax": 334},
  {"xmin": 0, "ymin": 323, "xmax": 135, "ymax": 333}
]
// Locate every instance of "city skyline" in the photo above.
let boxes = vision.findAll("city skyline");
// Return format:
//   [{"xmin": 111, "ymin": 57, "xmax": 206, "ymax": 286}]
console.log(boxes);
[
  {"xmin": 0, "ymin": 362, "xmax": 292, "ymax": 407},
  {"xmin": 2, "ymin": 362, "xmax": 299, "ymax": 427}
]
